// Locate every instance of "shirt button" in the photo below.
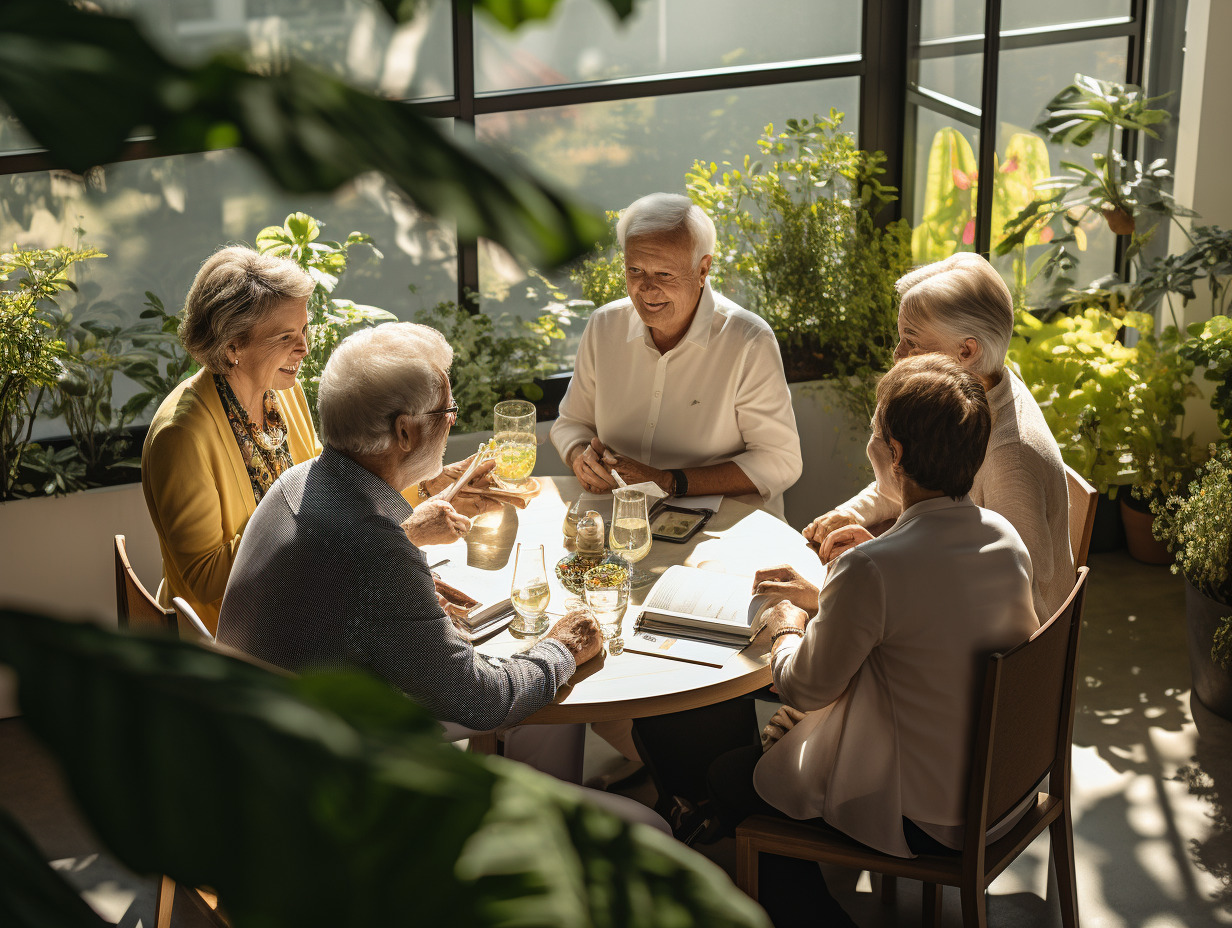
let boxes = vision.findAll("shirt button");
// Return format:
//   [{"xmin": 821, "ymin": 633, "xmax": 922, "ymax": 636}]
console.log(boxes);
[
  {"xmin": 654, "ymin": 391, "xmax": 661, "ymax": 397},
  {"xmin": 649, "ymin": 422, "xmax": 656, "ymax": 428}
]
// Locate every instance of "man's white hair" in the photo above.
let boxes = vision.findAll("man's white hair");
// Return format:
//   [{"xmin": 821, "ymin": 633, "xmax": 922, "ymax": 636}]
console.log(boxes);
[
  {"xmin": 616, "ymin": 192, "xmax": 716, "ymax": 266},
  {"xmin": 896, "ymin": 252, "xmax": 1015, "ymax": 378},
  {"xmin": 319, "ymin": 322, "xmax": 453, "ymax": 456}
]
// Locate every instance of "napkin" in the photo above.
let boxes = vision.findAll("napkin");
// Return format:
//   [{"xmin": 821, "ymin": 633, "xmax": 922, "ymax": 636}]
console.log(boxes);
[{"xmin": 620, "ymin": 480, "xmax": 668, "ymax": 501}]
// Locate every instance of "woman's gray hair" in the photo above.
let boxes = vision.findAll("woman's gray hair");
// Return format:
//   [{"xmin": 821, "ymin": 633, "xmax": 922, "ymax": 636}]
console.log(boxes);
[
  {"xmin": 179, "ymin": 245, "xmax": 315, "ymax": 373},
  {"xmin": 896, "ymin": 253, "xmax": 1014, "ymax": 378},
  {"xmin": 616, "ymin": 192, "xmax": 716, "ymax": 266},
  {"xmin": 318, "ymin": 322, "xmax": 453, "ymax": 456}
]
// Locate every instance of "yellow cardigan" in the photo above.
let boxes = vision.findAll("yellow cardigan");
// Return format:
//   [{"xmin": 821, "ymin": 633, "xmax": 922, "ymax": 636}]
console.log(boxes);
[{"xmin": 141, "ymin": 370, "xmax": 322, "ymax": 635}]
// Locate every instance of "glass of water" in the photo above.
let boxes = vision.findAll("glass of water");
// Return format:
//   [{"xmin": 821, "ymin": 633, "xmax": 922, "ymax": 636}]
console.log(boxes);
[
  {"xmin": 584, "ymin": 562, "xmax": 631, "ymax": 655},
  {"xmin": 492, "ymin": 399, "xmax": 537, "ymax": 485},
  {"xmin": 610, "ymin": 486, "xmax": 654, "ymax": 586},
  {"xmin": 510, "ymin": 543, "xmax": 550, "ymax": 638}
]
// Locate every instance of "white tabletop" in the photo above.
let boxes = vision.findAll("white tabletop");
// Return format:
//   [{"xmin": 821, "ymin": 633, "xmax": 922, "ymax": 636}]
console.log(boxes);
[{"xmin": 431, "ymin": 477, "xmax": 826, "ymax": 724}]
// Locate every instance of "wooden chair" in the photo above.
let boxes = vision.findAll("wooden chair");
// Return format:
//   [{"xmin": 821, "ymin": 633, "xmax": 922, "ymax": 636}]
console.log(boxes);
[
  {"xmin": 1065, "ymin": 464, "xmax": 1098, "ymax": 570},
  {"xmin": 735, "ymin": 566, "xmax": 1090, "ymax": 928},
  {"xmin": 114, "ymin": 534, "xmax": 176, "ymax": 633},
  {"xmin": 172, "ymin": 596, "xmax": 215, "ymax": 644}
]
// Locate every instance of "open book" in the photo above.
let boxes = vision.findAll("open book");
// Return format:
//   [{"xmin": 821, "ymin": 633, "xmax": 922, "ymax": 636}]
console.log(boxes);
[{"xmin": 632, "ymin": 565, "xmax": 775, "ymax": 652}]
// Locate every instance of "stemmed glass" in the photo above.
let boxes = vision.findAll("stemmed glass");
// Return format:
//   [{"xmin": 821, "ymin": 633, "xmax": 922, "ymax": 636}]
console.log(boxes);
[
  {"xmin": 492, "ymin": 399, "xmax": 537, "ymax": 485},
  {"xmin": 509, "ymin": 543, "xmax": 550, "ymax": 638},
  {"xmin": 609, "ymin": 486, "xmax": 654, "ymax": 586},
  {"xmin": 584, "ymin": 563, "xmax": 631, "ymax": 655}
]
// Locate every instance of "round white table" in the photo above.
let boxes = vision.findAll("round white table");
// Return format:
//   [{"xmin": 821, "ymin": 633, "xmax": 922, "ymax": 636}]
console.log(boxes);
[{"xmin": 432, "ymin": 477, "xmax": 826, "ymax": 725}]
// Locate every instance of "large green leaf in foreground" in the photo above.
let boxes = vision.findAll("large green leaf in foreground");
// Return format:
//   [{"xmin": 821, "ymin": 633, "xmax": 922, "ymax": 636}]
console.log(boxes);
[
  {"xmin": 0, "ymin": 0, "xmax": 606, "ymax": 267},
  {"xmin": 0, "ymin": 611, "xmax": 769, "ymax": 928}
]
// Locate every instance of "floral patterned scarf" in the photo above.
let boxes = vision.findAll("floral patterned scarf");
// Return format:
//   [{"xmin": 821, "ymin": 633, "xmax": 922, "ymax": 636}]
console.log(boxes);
[{"xmin": 214, "ymin": 374, "xmax": 295, "ymax": 503}]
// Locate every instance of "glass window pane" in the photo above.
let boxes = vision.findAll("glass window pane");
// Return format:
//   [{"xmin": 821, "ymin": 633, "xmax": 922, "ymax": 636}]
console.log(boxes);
[
  {"xmin": 906, "ymin": 107, "xmax": 981, "ymax": 261},
  {"xmin": 106, "ymin": 0, "xmax": 453, "ymax": 99},
  {"xmin": 917, "ymin": 52, "xmax": 982, "ymax": 110},
  {"xmin": 475, "ymin": 78, "xmax": 860, "ymax": 369},
  {"xmin": 475, "ymin": 0, "xmax": 860, "ymax": 92},
  {"xmin": 991, "ymin": 38, "xmax": 1129, "ymax": 304},
  {"xmin": 1, "ymin": 148, "xmax": 456, "ymax": 438},
  {"xmin": 920, "ymin": 1, "xmax": 1131, "ymax": 43}
]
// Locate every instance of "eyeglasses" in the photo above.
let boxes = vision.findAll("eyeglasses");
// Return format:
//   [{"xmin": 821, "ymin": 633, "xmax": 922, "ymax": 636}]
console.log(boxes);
[{"xmin": 421, "ymin": 403, "xmax": 459, "ymax": 421}]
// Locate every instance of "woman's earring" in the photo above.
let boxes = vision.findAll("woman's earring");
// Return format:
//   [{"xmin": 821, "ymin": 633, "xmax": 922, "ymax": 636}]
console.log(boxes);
[{"xmin": 231, "ymin": 356, "xmax": 239, "ymax": 367}]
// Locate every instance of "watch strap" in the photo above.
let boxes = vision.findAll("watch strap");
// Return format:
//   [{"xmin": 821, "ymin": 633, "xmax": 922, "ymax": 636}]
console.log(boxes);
[{"xmin": 669, "ymin": 468, "xmax": 688, "ymax": 497}]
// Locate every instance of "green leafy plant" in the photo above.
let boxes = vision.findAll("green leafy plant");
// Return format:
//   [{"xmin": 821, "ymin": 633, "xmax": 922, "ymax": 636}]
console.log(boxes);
[
  {"xmin": 1137, "ymin": 225, "xmax": 1232, "ymax": 318},
  {"xmin": 1177, "ymin": 313, "xmax": 1232, "ymax": 438},
  {"xmin": 1009, "ymin": 306, "xmax": 1198, "ymax": 497},
  {"xmin": 0, "ymin": 0, "xmax": 627, "ymax": 268},
  {"xmin": 999, "ymin": 74, "xmax": 1193, "ymax": 275},
  {"xmin": 414, "ymin": 300, "xmax": 572, "ymax": 433},
  {"xmin": 255, "ymin": 212, "xmax": 397, "ymax": 427},
  {"xmin": 0, "ymin": 609, "xmax": 769, "ymax": 928},
  {"xmin": 1153, "ymin": 445, "xmax": 1232, "ymax": 667},
  {"xmin": 0, "ymin": 244, "xmax": 101, "ymax": 500},
  {"xmin": 685, "ymin": 112, "xmax": 912, "ymax": 420},
  {"xmin": 127, "ymin": 291, "xmax": 199, "ymax": 408}
]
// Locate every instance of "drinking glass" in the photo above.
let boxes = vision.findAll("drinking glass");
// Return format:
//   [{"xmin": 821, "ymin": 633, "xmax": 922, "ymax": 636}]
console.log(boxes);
[
  {"xmin": 610, "ymin": 486, "xmax": 654, "ymax": 585},
  {"xmin": 509, "ymin": 543, "xmax": 550, "ymax": 638},
  {"xmin": 492, "ymin": 399, "xmax": 537, "ymax": 485},
  {"xmin": 584, "ymin": 563, "xmax": 631, "ymax": 655}
]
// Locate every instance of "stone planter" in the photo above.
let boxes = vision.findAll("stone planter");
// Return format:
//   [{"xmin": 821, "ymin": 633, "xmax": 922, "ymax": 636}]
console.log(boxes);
[
  {"xmin": 1185, "ymin": 579, "xmax": 1232, "ymax": 722},
  {"xmin": 1120, "ymin": 495, "xmax": 1171, "ymax": 565}
]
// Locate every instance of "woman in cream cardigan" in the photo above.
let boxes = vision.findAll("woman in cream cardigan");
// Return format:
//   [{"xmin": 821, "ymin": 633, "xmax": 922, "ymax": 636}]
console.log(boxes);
[
  {"xmin": 143, "ymin": 247, "xmax": 489, "ymax": 634},
  {"xmin": 804, "ymin": 252, "xmax": 1074, "ymax": 624}
]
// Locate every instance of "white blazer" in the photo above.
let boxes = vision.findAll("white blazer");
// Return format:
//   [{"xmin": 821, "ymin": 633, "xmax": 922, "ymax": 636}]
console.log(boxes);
[{"xmin": 755, "ymin": 496, "xmax": 1039, "ymax": 857}]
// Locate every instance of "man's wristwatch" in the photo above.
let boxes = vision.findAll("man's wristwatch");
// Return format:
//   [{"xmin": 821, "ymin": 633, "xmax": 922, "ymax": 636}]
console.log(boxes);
[{"xmin": 668, "ymin": 468, "xmax": 688, "ymax": 497}]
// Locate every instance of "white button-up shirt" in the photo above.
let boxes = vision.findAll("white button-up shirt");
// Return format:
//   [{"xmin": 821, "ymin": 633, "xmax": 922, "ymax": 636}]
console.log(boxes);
[{"xmin": 550, "ymin": 282, "xmax": 802, "ymax": 516}]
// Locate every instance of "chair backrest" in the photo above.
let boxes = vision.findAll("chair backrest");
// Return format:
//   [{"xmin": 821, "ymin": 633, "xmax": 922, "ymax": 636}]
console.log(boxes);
[
  {"xmin": 965, "ymin": 566, "xmax": 1089, "ymax": 843},
  {"xmin": 1064, "ymin": 465, "xmax": 1098, "ymax": 570},
  {"xmin": 172, "ymin": 596, "xmax": 216, "ymax": 644},
  {"xmin": 114, "ymin": 534, "xmax": 176, "ymax": 633}
]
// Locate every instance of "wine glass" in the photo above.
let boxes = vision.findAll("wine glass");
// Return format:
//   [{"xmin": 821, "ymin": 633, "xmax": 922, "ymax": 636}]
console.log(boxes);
[
  {"xmin": 492, "ymin": 399, "xmax": 537, "ymax": 486},
  {"xmin": 610, "ymin": 487, "xmax": 654, "ymax": 586},
  {"xmin": 584, "ymin": 563, "xmax": 631, "ymax": 655},
  {"xmin": 509, "ymin": 543, "xmax": 550, "ymax": 638}
]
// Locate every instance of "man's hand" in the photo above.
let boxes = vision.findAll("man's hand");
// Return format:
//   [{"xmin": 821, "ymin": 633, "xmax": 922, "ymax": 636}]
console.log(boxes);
[
  {"xmin": 753, "ymin": 565, "xmax": 820, "ymax": 617},
  {"xmin": 543, "ymin": 607, "xmax": 603, "ymax": 665},
  {"xmin": 818, "ymin": 524, "xmax": 875, "ymax": 564},
  {"xmin": 604, "ymin": 449, "xmax": 672, "ymax": 494},
  {"xmin": 802, "ymin": 510, "xmax": 859, "ymax": 549},
  {"xmin": 424, "ymin": 455, "xmax": 496, "ymax": 496},
  {"xmin": 402, "ymin": 499, "xmax": 471, "ymax": 547},
  {"xmin": 570, "ymin": 437, "xmax": 619, "ymax": 494}
]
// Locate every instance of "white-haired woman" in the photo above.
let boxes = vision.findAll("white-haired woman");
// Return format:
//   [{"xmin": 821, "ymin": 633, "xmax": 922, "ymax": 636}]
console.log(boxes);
[
  {"xmin": 551, "ymin": 191, "xmax": 801, "ymax": 516},
  {"xmin": 803, "ymin": 252, "xmax": 1073, "ymax": 622},
  {"xmin": 143, "ymin": 246, "xmax": 489, "ymax": 635}
]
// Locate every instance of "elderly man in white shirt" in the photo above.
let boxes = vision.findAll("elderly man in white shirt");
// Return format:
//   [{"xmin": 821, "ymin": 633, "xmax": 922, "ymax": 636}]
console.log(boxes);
[{"xmin": 550, "ymin": 192, "xmax": 802, "ymax": 518}]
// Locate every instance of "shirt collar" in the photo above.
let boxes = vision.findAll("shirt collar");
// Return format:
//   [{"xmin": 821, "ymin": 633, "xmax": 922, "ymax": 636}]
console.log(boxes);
[
  {"xmin": 886, "ymin": 494, "xmax": 975, "ymax": 534},
  {"xmin": 320, "ymin": 446, "xmax": 414, "ymax": 525},
  {"xmin": 625, "ymin": 279, "xmax": 718, "ymax": 350}
]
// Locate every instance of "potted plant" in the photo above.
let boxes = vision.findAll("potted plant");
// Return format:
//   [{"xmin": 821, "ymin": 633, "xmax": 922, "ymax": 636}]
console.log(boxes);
[
  {"xmin": 1008, "ymin": 303, "xmax": 1198, "ymax": 555},
  {"xmin": 1152, "ymin": 445, "xmax": 1232, "ymax": 721}
]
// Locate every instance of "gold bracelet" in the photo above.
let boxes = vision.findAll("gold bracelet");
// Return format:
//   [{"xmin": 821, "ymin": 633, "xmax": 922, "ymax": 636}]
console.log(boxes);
[{"xmin": 771, "ymin": 627, "xmax": 806, "ymax": 643}]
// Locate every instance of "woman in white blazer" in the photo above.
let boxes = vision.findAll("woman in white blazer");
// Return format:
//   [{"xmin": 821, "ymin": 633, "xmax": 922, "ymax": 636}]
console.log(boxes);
[{"xmin": 709, "ymin": 354, "xmax": 1039, "ymax": 926}]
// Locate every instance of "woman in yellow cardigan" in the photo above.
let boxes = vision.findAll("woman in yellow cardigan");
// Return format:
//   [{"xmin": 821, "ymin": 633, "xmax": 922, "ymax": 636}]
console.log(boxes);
[{"xmin": 143, "ymin": 246, "xmax": 491, "ymax": 634}]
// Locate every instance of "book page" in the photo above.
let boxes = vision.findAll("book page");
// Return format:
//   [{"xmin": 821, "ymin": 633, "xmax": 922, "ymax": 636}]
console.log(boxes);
[{"xmin": 642, "ymin": 565, "xmax": 767, "ymax": 628}]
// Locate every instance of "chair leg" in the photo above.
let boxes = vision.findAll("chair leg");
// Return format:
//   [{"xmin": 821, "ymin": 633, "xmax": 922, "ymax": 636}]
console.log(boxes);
[
  {"xmin": 467, "ymin": 732, "xmax": 499, "ymax": 755},
  {"xmin": 156, "ymin": 875, "xmax": 176, "ymax": 928},
  {"xmin": 735, "ymin": 838, "xmax": 759, "ymax": 901},
  {"xmin": 923, "ymin": 882, "xmax": 942, "ymax": 928},
  {"xmin": 959, "ymin": 882, "xmax": 988, "ymax": 928},
  {"xmin": 1050, "ymin": 809, "xmax": 1080, "ymax": 928},
  {"xmin": 880, "ymin": 873, "xmax": 897, "ymax": 903}
]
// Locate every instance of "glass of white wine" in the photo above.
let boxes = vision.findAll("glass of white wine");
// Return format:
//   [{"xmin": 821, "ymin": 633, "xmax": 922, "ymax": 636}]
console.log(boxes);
[
  {"xmin": 584, "ymin": 563, "xmax": 631, "ymax": 655},
  {"xmin": 509, "ymin": 543, "xmax": 550, "ymax": 638},
  {"xmin": 609, "ymin": 487, "xmax": 654, "ymax": 586},
  {"xmin": 492, "ymin": 399, "xmax": 537, "ymax": 485}
]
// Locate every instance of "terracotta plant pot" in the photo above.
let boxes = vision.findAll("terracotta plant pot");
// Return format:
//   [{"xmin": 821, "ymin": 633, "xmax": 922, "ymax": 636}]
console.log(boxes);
[
  {"xmin": 1102, "ymin": 206, "xmax": 1136, "ymax": 236},
  {"xmin": 1120, "ymin": 496, "xmax": 1172, "ymax": 565},
  {"xmin": 1185, "ymin": 579, "xmax": 1232, "ymax": 723}
]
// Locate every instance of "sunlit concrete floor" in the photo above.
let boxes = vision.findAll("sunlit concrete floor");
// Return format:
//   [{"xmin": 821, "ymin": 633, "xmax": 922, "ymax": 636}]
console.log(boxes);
[{"xmin": 2, "ymin": 551, "xmax": 1230, "ymax": 927}]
